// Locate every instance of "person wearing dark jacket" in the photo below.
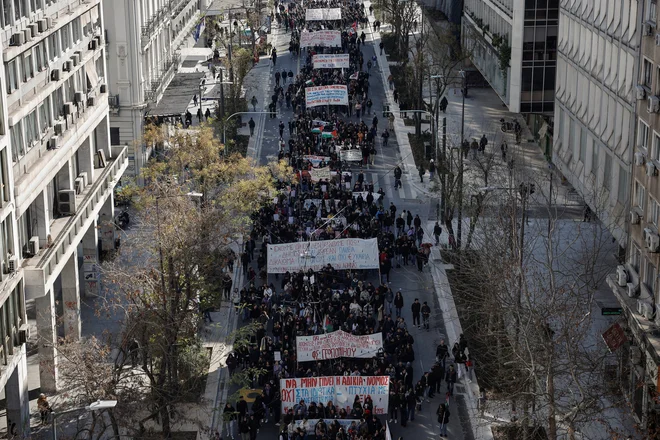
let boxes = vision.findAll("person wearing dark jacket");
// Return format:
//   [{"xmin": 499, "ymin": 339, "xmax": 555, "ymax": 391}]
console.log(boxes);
[
  {"xmin": 239, "ymin": 416, "xmax": 250, "ymax": 440},
  {"xmin": 436, "ymin": 339, "xmax": 449, "ymax": 368},
  {"xmin": 433, "ymin": 222, "xmax": 442, "ymax": 245},
  {"xmin": 223, "ymin": 403, "xmax": 237, "ymax": 439},
  {"xmin": 445, "ymin": 365, "xmax": 457, "ymax": 396},
  {"xmin": 394, "ymin": 291, "xmax": 404, "ymax": 317},
  {"xmin": 437, "ymin": 403, "xmax": 450, "ymax": 437},
  {"xmin": 411, "ymin": 298, "xmax": 421, "ymax": 328},
  {"xmin": 248, "ymin": 415, "xmax": 260, "ymax": 440},
  {"xmin": 388, "ymin": 391, "xmax": 400, "ymax": 423}
]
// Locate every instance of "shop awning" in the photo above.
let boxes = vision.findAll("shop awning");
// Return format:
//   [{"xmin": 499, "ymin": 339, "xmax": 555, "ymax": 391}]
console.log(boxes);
[{"xmin": 146, "ymin": 72, "xmax": 205, "ymax": 117}]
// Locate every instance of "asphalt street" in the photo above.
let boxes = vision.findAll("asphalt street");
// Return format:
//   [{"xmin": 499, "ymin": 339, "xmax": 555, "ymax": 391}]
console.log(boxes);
[{"xmin": 245, "ymin": 17, "xmax": 474, "ymax": 440}]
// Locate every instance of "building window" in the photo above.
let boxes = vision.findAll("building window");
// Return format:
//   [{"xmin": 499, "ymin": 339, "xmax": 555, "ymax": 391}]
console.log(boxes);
[
  {"xmin": 579, "ymin": 127, "xmax": 587, "ymax": 164},
  {"xmin": 9, "ymin": 122, "xmax": 24, "ymax": 162},
  {"xmin": 636, "ymin": 180, "xmax": 647, "ymax": 211},
  {"xmin": 22, "ymin": 52, "xmax": 33, "ymax": 82},
  {"xmin": 604, "ymin": 152, "xmax": 612, "ymax": 190},
  {"xmin": 618, "ymin": 165, "xmax": 630, "ymax": 203},
  {"xmin": 632, "ymin": 244, "xmax": 642, "ymax": 273},
  {"xmin": 649, "ymin": 197, "xmax": 660, "ymax": 225},
  {"xmin": 60, "ymin": 25, "xmax": 70, "ymax": 53},
  {"xmin": 72, "ymin": 17, "xmax": 80, "ymax": 43},
  {"xmin": 0, "ymin": 148, "xmax": 9, "ymax": 203},
  {"xmin": 48, "ymin": 33, "xmax": 59, "ymax": 62},
  {"xmin": 592, "ymin": 141, "xmax": 599, "ymax": 175},
  {"xmin": 5, "ymin": 60, "xmax": 17, "ymax": 94},
  {"xmin": 648, "ymin": 0, "xmax": 657, "ymax": 23},
  {"xmin": 644, "ymin": 58, "xmax": 654, "ymax": 88},
  {"xmin": 34, "ymin": 43, "xmax": 44, "ymax": 72},
  {"xmin": 38, "ymin": 98, "xmax": 51, "ymax": 132},
  {"xmin": 645, "ymin": 260, "xmax": 657, "ymax": 298},
  {"xmin": 24, "ymin": 111, "xmax": 37, "ymax": 147},
  {"xmin": 13, "ymin": 0, "xmax": 26, "ymax": 20},
  {"xmin": 639, "ymin": 120, "xmax": 650, "ymax": 150}
]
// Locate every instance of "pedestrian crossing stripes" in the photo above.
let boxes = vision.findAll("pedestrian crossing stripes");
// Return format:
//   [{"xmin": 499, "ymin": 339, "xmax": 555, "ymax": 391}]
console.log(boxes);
[{"xmin": 347, "ymin": 170, "xmax": 418, "ymax": 201}]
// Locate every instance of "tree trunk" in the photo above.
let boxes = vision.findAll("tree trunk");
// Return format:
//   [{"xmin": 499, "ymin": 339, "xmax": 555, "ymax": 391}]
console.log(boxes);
[{"xmin": 547, "ymin": 364, "xmax": 558, "ymax": 440}]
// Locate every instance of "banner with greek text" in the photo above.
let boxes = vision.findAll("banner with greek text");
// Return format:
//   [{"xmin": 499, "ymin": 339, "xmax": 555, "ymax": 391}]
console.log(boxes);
[
  {"xmin": 267, "ymin": 238, "xmax": 379, "ymax": 273},
  {"xmin": 280, "ymin": 376, "xmax": 390, "ymax": 414},
  {"xmin": 340, "ymin": 149, "xmax": 362, "ymax": 161},
  {"xmin": 293, "ymin": 419, "xmax": 360, "ymax": 435},
  {"xmin": 313, "ymin": 54, "xmax": 350, "ymax": 69},
  {"xmin": 300, "ymin": 30, "xmax": 342, "ymax": 47},
  {"xmin": 310, "ymin": 167, "xmax": 332, "ymax": 181},
  {"xmin": 306, "ymin": 85, "xmax": 349, "ymax": 107},
  {"xmin": 296, "ymin": 330, "xmax": 383, "ymax": 361},
  {"xmin": 305, "ymin": 8, "xmax": 342, "ymax": 20},
  {"xmin": 303, "ymin": 155, "xmax": 331, "ymax": 167}
]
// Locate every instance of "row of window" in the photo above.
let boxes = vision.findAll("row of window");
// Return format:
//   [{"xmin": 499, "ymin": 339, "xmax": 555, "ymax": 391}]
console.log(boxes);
[
  {"xmin": 5, "ymin": 6, "xmax": 99, "ymax": 94},
  {"xmin": 636, "ymin": 119, "xmax": 660, "ymax": 163},
  {"xmin": 9, "ymin": 62, "xmax": 100, "ymax": 163},
  {"xmin": 0, "ymin": 0, "xmax": 57, "ymax": 29},
  {"xmin": 630, "ymin": 244, "xmax": 657, "ymax": 298}
]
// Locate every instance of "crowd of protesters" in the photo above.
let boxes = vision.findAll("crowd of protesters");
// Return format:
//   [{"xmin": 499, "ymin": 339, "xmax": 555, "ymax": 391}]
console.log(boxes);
[{"xmin": 216, "ymin": 0, "xmax": 476, "ymax": 439}]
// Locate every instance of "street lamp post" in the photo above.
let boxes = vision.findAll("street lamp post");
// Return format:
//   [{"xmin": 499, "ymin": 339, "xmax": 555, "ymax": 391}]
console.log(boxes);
[
  {"xmin": 457, "ymin": 70, "xmax": 466, "ymax": 249},
  {"xmin": 52, "ymin": 400, "xmax": 117, "ymax": 440},
  {"xmin": 222, "ymin": 111, "xmax": 271, "ymax": 148}
]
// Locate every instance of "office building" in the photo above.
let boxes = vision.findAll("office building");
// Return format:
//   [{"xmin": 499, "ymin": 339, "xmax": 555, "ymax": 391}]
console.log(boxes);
[
  {"xmin": 0, "ymin": 0, "xmax": 127, "ymax": 435},
  {"xmin": 462, "ymin": 0, "xmax": 558, "ymax": 114}
]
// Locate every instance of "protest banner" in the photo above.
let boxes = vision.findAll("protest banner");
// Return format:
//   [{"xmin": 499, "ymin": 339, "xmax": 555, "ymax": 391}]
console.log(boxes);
[
  {"xmin": 322, "ymin": 216, "xmax": 347, "ymax": 227},
  {"xmin": 303, "ymin": 155, "xmax": 331, "ymax": 167},
  {"xmin": 306, "ymin": 85, "xmax": 349, "ymax": 107},
  {"xmin": 340, "ymin": 149, "xmax": 362, "ymax": 162},
  {"xmin": 313, "ymin": 54, "xmax": 350, "ymax": 69},
  {"xmin": 310, "ymin": 167, "xmax": 332, "ymax": 181},
  {"xmin": 296, "ymin": 330, "xmax": 383, "ymax": 361},
  {"xmin": 305, "ymin": 8, "xmax": 342, "ymax": 20},
  {"xmin": 280, "ymin": 376, "xmax": 390, "ymax": 414},
  {"xmin": 300, "ymin": 30, "xmax": 342, "ymax": 47},
  {"xmin": 267, "ymin": 238, "xmax": 379, "ymax": 273}
]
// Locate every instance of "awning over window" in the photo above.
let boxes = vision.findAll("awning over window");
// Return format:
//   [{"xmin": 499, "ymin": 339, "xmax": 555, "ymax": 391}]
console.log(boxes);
[
  {"xmin": 146, "ymin": 72, "xmax": 205, "ymax": 117},
  {"xmin": 86, "ymin": 66, "xmax": 99, "ymax": 90}
]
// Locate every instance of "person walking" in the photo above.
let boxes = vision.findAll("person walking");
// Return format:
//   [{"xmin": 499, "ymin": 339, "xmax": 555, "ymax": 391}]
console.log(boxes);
[
  {"xmin": 437, "ymin": 402, "xmax": 450, "ymax": 437},
  {"xmin": 479, "ymin": 134, "xmax": 488, "ymax": 153},
  {"xmin": 394, "ymin": 290, "xmax": 404, "ymax": 318},
  {"xmin": 433, "ymin": 221, "xmax": 442, "ymax": 245},
  {"xmin": 411, "ymin": 298, "xmax": 421, "ymax": 328},
  {"xmin": 421, "ymin": 301, "xmax": 431, "ymax": 330},
  {"xmin": 223, "ymin": 403, "xmax": 237, "ymax": 439},
  {"xmin": 394, "ymin": 165, "xmax": 402, "ymax": 189},
  {"xmin": 445, "ymin": 365, "xmax": 457, "ymax": 396},
  {"xmin": 388, "ymin": 112, "xmax": 395, "ymax": 129},
  {"xmin": 380, "ymin": 41, "xmax": 384, "ymax": 55},
  {"xmin": 385, "ymin": 288, "xmax": 394, "ymax": 315},
  {"xmin": 439, "ymin": 96, "xmax": 448, "ymax": 112},
  {"xmin": 248, "ymin": 118, "xmax": 256, "ymax": 136},
  {"xmin": 251, "ymin": 95, "xmax": 258, "ymax": 112},
  {"xmin": 418, "ymin": 165, "xmax": 425, "ymax": 183},
  {"xmin": 429, "ymin": 159, "xmax": 436, "ymax": 180},
  {"xmin": 501, "ymin": 140, "xmax": 508, "ymax": 161}
]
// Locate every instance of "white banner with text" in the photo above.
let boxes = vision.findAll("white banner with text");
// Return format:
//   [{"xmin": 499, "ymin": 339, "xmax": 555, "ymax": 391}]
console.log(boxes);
[
  {"xmin": 305, "ymin": 8, "xmax": 342, "ymax": 20},
  {"xmin": 267, "ymin": 238, "xmax": 379, "ymax": 273},
  {"xmin": 296, "ymin": 330, "xmax": 383, "ymax": 361},
  {"xmin": 300, "ymin": 30, "xmax": 342, "ymax": 47},
  {"xmin": 306, "ymin": 85, "xmax": 349, "ymax": 107},
  {"xmin": 313, "ymin": 53, "xmax": 350, "ymax": 68}
]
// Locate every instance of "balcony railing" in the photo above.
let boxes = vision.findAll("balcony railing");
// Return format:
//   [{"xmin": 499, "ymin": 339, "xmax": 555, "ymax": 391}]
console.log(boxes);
[{"xmin": 25, "ymin": 146, "xmax": 128, "ymax": 283}]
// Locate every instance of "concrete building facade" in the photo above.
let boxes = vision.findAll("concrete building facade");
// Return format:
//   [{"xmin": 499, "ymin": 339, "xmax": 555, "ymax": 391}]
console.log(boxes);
[
  {"xmin": 0, "ymin": 0, "xmax": 127, "ymax": 435},
  {"xmin": 104, "ymin": 0, "xmax": 205, "ymax": 183},
  {"xmin": 461, "ymin": 0, "xmax": 558, "ymax": 114},
  {"xmin": 607, "ymin": 0, "xmax": 660, "ymax": 432},
  {"xmin": 553, "ymin": 0, "xmax": 639, "ymax": 244}
]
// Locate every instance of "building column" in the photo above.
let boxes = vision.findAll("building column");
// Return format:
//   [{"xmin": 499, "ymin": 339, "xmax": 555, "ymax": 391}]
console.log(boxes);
[
  {"xmin": 61, "ymin": 252, "xmax": 81, "ymax": 341},
  {"xmin": 82, "ymin": 219, "xmax": 100, "ymax": 297},
  {"xmin": 35, "ymin": 290, "xmax": 58, "ymax": 393},
  {"xmin": 34, "ymin": 191, "xmax": 51, "ymax": 248},
  {"xmin": 99, "ymin": 194, "xmax": 115, "ymax": 252},
  {"xmin": 5, "ymin": 346, "xmax": 29, "ymax": 438}
]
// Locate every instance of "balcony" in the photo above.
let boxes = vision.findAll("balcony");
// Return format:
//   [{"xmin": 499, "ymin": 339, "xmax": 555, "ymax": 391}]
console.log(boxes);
[
  {"xmin": 23, "ymin": 145, "xmax": 128, "ymax": 298},
  {"xmin": 141, "ymin": 4, "xmax": 173, "ymax": 50},
  {"xmin": 169, "ymin": 0, "xmax": 193, "ymax": 19},
  {"xmin": 143, "ymin": 54, "xmax": 180, "ymax": 103}
]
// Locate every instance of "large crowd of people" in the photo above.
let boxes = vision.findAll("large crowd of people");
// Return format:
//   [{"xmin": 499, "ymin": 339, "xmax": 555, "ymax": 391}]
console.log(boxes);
[{"xmin": 219, "ymin": 1, "xmax": 472, "ymax": 439}]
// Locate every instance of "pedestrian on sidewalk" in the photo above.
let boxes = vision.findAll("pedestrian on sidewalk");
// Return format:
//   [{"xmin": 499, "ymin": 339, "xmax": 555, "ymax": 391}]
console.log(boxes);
[
  {"xmin": 411, "ymin": 298, "xmax": 421, "ymax": 327},
  {"xmin": 372, "ymin": 54, "xmax": 378, "ymax": 69},
  {"xmin": 461, "ymin": 139, "xmax": 469, "ymax": 159},
  {"xmin": 382, "ymin": 129, "xmax": 390, "ymax": 147},
  {"xmin": 501, "ymin": 140, "xmax": 508, "ymax": 161},
  {"xmin": 251, "ymin": 95, "xmax": 258, "ymax": 112},
  {"xmin": 205, "ymin": 108, "xmax": 211, "ymax": 121},
  {"xmin": 418, "ymin": 164, "xmax": 425, "ymax": 183},
  {"xmin": 367, "ymin": 98, "xmax": 373, "ymax": 114},
  {"xmin": 439, "ymin": 96, "xmax": 448, "ymax": 112},
  {"xmin": 223, "ymin": 403, "xmax": 237, "ymax": 439},
  {"xmin": 470, "ymin": 138, "xmax": 479, "ymax": 159},
  {"xmin": 380, "ymin": 41, "xmax": 384, "ymax": 55},
  {"xmin": 445, "ymin": 365, "xmax": 457, "ymax": 396},
  {"xmin": 275, "ymin": 71, "xmax": 280, "ymax": 87},
  {"xmin": 193, "ymin": 94, "xmax": 198, "ymax": 106},
  {"xmin": 37, "ymin": 394, "xmax": 52, "ymax": 425},
  {"xmin": 387, "ymin": 74, "xmax": 394, "ymax": 89},
  {"xmin": 436, "ymin": 339, "xmax": 449, "ymax": 368},
  {"xmin": 394, "ymin": 290, "xmax": 404, "ymax": 317},
  {"xmin": 429, "ymin": 159, "xmax": 436, "ymax": 180},
  {"xmin": 367, "ymin": 59, "xmax": 372, "ymax": 73},
  {"xmin": 583, "ymin": 205, "xmax": 592, "ymax": 222},
  {"xmin": 413, "ymin": 20, "xmax": 418, "ymax": 32},
  {"xmin": 393, "ymin": 89, "xmax": 399, "ymax": 103},
  {"xmin": 479, "ymin": 134, "xmax": 488, "ymax": 153},
  {"xmin": 437, "ymin": 402, "xmax": 450, "ymax": 437},
  {"xmin": 433, "ymin": 221, "xmax": 442, "ymax": 245},
  {"xmin": 249, "ymin": 118, "xmax": 256, "ymax": 136},
  {"xmin": 388, "ymin": 113, "xmax": 395, "ymax": 129}
]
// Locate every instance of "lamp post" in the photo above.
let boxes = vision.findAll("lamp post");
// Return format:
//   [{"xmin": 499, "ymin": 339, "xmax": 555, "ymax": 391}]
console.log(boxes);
[
  {"xmin": 222, "ymin": 111, "xmax": 271, "ymax": 146},
  {"xmin": 52, "ymin": 400, "xmax": 117, "ymax": 440},
  {"xmin": 457, "ymin": 70, "xmax": 466, "ymax": 249}
]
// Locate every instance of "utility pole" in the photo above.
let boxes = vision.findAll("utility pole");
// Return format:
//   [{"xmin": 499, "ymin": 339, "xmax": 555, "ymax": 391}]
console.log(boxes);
[{"xmin": 441, "ymin": 116, "xmax": 446, "ymax": 221}]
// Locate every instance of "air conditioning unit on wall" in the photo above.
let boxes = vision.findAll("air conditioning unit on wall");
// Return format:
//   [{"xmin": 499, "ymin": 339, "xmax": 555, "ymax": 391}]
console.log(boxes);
[
  {"xmin": 630, "ymin": 210, "xmax": 641, "ymax": 224},
  {"xmin": 617, "ymin": 265, "xmax": 629, "ymax": 286},
  {"xmin": 635, "ymin": 151, "xmax": 646, "ymax": 166}
]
